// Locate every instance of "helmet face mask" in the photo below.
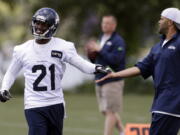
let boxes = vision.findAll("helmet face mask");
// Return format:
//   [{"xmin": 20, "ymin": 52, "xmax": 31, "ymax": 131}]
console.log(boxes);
[{"xmin": 31, "ymin": 8, "xmax": 60, "ymax": 39}]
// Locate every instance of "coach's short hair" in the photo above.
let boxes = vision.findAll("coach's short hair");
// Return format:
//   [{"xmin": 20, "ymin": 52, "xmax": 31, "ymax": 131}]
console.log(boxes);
[{"xmin": 102, "ymin": 14, "xmax": 117, "ymax": 24}]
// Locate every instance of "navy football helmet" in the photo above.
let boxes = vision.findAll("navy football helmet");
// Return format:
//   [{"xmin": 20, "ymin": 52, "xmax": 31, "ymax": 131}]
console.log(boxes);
[{"xmin": 31, "ymin": 8, "xmax": 60, "ymax": 39}]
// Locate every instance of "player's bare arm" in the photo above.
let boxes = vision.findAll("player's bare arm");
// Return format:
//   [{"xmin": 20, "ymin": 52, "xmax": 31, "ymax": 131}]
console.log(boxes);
[{"xmin": 96, "ymin": 66, "xmax": 141, "ymax": 83}]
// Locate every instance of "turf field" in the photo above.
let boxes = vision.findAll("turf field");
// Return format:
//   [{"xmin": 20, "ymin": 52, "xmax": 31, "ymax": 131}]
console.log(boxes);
[{"xmin": 0, "ymin": 93, "xmax": 163, "ymax": 135}]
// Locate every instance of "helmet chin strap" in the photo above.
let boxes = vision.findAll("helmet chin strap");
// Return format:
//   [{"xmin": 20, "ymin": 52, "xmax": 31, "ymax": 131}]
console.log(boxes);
[{"xmin": 33, "ymin": 27, "xmax": 51, "ymax": 39}]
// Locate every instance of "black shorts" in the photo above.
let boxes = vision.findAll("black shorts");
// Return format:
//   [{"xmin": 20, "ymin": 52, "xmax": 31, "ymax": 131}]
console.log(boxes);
[
  {"xmin": 150, "ymin": 113, "xmax": 180, "ymax": 135},
  {"xmin": 25, "ymin": 103, "xmax": 64, "ymax": 135}
]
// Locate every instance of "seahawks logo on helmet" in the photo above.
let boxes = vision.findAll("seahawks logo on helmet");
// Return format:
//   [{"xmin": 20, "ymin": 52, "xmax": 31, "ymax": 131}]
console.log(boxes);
[{"xmin": 31, "ymin": 7, "xmax": 60, "ymax": 39}]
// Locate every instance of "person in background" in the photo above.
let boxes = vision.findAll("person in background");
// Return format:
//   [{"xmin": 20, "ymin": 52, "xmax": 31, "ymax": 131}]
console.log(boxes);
[
  {"xmin": 85, "ymin": 15, "xmax": 126, "ymax": 135},
  {"xmin": 96, "ymin": 8, "xmax": 180, "ymax": 135},
  {"xmin": 0, "ymin": 7, "xmax": 109, "ymax": 135}
]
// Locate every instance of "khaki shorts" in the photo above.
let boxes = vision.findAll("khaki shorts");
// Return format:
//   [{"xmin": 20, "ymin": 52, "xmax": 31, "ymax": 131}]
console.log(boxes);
[{"xmin": 96, "ymin": 80, "xmax": 124, "ymax": 113}]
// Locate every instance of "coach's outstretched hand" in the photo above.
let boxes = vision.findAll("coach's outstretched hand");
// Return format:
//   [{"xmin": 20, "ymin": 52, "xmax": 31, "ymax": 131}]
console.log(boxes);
[
  {"xmin": 0, "ymin": 90, "xmax": 12, "ymax": 102},
  {"xmin": 96, "ymin": 72, "xmax": 117, "ymax": 83}
]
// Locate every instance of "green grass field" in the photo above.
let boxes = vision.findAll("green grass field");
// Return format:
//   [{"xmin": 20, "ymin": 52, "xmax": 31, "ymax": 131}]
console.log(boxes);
[{"xmin": 0, "ymin": 93, "xmax": 154, "ymax": 135}]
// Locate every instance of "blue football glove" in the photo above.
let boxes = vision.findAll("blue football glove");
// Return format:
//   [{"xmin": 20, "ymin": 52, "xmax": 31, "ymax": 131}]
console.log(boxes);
[{"xmin": 0, "ymin": 90, "xmax": 12, "ymax": 102}]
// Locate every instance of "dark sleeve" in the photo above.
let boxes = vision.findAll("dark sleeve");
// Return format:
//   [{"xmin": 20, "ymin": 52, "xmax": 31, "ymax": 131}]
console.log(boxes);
[
  {"xmin": 135, "ymin": 49, "xmax": 154, "ymax": 79},
  {"xmin": 99, "ymin": 39, "xmax": 125, "ymax": 66}
]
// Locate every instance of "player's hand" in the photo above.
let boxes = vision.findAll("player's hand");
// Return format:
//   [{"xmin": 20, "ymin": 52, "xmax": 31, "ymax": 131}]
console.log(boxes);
[
  {"xmin": 95, "ymin": 72, "xmax": 117, "ymax": 83},
  {"xmin": 94, "ymin": 65, "xmax": 112, "ymax": 74},
  {"xmin": 0, "ymin": 90, "xmax": 12, "ymax": 102}
]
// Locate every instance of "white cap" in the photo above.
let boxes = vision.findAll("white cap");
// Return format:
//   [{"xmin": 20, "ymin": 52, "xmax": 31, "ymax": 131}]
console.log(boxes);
[{"xmin": 161, "ymin": 8, "xmax": 180, "ymax": 24}]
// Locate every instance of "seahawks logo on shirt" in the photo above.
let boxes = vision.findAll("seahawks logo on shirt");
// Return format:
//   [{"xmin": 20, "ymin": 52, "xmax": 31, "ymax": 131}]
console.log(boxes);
[
  {"xmin": 168, "ymin": 45, "xmax": 176, "ymax": 50},
  {"xmin": 51, "ymin": 50, "xmax": 63, "ymax": 58}
]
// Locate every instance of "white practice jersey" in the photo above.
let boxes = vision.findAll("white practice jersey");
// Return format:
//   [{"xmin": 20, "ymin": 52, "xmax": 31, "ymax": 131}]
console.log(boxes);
[{"xmin": 1, "ymin": 37, "xmax": 96, "ymax": 109}]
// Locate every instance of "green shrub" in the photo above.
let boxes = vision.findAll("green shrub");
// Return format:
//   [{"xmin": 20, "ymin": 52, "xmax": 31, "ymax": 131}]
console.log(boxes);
[{"xmin": 124, "ymin": 77, "xmax": 154, "ymax": 95}]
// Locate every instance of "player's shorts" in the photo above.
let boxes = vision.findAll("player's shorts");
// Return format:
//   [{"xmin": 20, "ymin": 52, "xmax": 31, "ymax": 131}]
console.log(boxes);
[
  {"xmin": 150, "ymin": 113, "xmax": 180, "ymax": 135},
  {"xmin": 96, "ymin": 80, "xmax": 124, "ymax": 113},
  {"xmin": 25, "ymin": 103, "xmax": 64, "ymax": 135}
]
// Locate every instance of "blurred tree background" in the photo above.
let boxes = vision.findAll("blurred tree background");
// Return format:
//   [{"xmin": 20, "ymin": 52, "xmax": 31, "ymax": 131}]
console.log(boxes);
[{"xmin": 0, "ymin": 0, "xmax": 179, "ymax": 95}]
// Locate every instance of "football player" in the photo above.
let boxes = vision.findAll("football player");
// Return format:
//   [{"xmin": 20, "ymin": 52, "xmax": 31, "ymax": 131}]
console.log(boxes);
[{"xmin": 0, "ymin": 7, "xmax": 110, "ymax": 135}]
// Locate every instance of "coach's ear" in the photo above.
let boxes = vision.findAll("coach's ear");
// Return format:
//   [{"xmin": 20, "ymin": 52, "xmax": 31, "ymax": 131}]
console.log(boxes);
[
  {"xmin": 0, "ymin": 90, "xmax": 12, "ymax": 102},
  {"xmin": 94, "ymin": 65, "xmax": 112, "ymax": 74}
]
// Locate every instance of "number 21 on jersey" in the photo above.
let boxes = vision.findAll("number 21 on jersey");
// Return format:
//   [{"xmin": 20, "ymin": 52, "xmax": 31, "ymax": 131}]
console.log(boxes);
[{"xmin": 32, "ymin": 64, "xmax": 55, "ymax": 91}]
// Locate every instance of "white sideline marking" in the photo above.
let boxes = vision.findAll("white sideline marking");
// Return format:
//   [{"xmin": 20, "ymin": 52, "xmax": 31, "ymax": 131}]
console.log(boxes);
[{"xmin": 0, "ymin": 122, "xmax": 102, "ymax": 134}]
